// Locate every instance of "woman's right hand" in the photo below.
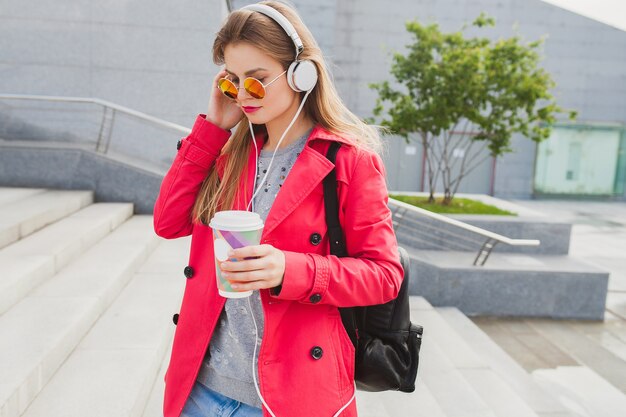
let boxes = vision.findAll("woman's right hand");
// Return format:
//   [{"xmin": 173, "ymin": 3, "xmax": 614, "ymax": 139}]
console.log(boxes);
[{"xmin": 206, "ymin": 69, "xmax": 245, "ymax": 131}]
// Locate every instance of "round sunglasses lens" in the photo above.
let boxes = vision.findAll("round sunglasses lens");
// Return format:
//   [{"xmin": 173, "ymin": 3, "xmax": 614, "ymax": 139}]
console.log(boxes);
[
  {"xmin": 244, "ymin": 78, "xmax": 265, "ymax": 99},
  {"xmin": 218, "ymin": 79, "xmax": 238, "ymax": 99}
]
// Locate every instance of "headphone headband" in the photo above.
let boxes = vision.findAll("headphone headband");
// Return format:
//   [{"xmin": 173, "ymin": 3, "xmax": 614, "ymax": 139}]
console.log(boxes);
[{"xmin": 242, "ymin": 3, "xmax": 304, "ymax": 58}]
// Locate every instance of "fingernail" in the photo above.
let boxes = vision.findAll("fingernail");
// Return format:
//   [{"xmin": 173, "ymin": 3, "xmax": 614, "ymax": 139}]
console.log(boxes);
[
  {"xmin": 227, "ymin": 250, "xmax": 234, "ymax": 257},
  {"xmin": 231, "ymin": 284, "xmax": 238, "ymax": 289}
]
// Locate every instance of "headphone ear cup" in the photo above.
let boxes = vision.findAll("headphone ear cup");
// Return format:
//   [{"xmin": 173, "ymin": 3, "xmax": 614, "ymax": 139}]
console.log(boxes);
[
  {"xmin": 287, "ymin": 60, "xmax": 318, "ymax": 92},
  {"xmin": 286, "ymin": 61, "xmax": 299, "ymax": 91}
]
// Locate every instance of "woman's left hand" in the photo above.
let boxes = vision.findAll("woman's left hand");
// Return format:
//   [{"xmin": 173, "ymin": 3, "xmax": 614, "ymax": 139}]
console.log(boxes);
[{"xmin": 219, "ymin": 244, "xmax": 285, "ymax": 291}]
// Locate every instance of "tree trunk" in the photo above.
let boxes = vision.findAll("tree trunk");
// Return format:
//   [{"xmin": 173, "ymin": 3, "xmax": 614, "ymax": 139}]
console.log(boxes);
[
  {"xmin": 422, "ymin": 132, "xmax": 437, "ymax": 204},
  {"xmin": 442, "ymin": 190, "xmax": 453, "ymax": 205}
]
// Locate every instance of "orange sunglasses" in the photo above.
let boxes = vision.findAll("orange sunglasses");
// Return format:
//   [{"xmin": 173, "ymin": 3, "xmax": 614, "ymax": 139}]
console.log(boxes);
[{"xmin": 217, "ymin": 70, "xmax": 288, "ymax": 99}]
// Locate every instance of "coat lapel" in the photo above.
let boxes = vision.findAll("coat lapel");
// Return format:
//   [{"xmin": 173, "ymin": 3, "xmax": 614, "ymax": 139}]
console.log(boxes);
[{"xmin": 262, "ymin": 143, "xmax": 334, "ymax": 238}]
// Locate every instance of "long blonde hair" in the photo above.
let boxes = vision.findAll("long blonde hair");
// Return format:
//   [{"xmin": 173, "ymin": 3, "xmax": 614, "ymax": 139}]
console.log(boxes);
[{"xmin": 192, "ymin": 0, "xmax": 383, "ymax": 225}]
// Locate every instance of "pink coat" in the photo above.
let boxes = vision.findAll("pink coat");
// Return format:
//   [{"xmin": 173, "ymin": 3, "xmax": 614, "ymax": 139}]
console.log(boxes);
[{"xmin": 154, "ymin": 115, "xmax": 403, "ymax": 417}]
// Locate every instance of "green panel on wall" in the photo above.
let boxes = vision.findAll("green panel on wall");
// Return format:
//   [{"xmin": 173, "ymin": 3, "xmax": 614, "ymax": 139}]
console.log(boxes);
[{"xmin": 534, "ymin": 124, "xmax": 623, "ymax": 196}]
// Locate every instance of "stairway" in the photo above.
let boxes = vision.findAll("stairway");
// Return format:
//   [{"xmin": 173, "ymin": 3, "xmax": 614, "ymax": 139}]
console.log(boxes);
[
  {"xmin": 391, "ymin": 199, "xmax": 610, "ymax": 320},
  {"xmin": 2, "ymin": 187, "xmax": 624, "ymax": 417},
  {"xmin": 0, "ymin": 187, "xmax": 187, "ymax": 417}
]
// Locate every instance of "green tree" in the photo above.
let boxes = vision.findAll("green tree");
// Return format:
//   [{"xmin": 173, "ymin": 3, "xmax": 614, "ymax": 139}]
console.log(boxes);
[{"xmin": 370, "ymin": 14, "xmax": 576, "ymax": 204}]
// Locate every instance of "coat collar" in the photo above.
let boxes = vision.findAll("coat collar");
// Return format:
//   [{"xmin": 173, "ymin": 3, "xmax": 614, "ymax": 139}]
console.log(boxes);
[
  {"xmin": 223, "ymin": 124, "xmax": 353, "ymax": 237},
  {"xmin": 307, "ymin": 124, "xmax": 355, "ymax": 147}
]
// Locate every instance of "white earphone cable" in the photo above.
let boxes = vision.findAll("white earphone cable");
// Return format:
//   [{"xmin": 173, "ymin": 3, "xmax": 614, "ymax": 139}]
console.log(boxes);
[
  {"xmin": 248, "ymin": 295, "xmax": 278, "ymax": 417},
  {"xmin": 246, "ymin": 89, "xmax": 313, "ymax": 212},
  {"xmin": 248, "ymin": 119, "xmax": 259, "ymax": 213}
]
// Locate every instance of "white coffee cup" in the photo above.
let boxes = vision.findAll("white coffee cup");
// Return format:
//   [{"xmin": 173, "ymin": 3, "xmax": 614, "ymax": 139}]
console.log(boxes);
[{"xmin": 209, "ymin": 210, "xmax": 264, "ymax": 298}]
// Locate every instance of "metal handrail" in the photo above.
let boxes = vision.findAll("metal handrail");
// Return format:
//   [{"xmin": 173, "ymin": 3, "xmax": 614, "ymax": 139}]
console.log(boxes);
[
  {"xmin": 394, "ymin": 212, "xmax": 486, "ymax": 250},
  {"xmin": 388, "ymin": 197, "xmax": 540, "ymax": 266},
  {"xmin": 1, "ymin": 93, "xmax": 540, "ymax": 265},
  {"xmin": 0, "ymin": 93, "xmax": 192, "ymax": 168},
  {"xmin": 0, "ymin": 93, "xmax": 191, "ymax": 135}
]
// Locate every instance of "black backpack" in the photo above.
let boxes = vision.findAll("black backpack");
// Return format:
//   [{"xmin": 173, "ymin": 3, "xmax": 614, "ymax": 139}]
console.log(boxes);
[{"xmin": 323, "ymin": 142, "xmax": 423, "ymax": 392}]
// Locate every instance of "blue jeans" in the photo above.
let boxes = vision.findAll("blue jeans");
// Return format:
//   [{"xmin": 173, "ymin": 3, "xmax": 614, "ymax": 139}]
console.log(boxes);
[{"xmin": 181, "ymin": 382, "xmax": 264, "ymax": 417}]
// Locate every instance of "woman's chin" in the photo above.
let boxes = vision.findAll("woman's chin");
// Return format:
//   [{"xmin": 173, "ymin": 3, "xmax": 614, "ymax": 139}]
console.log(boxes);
[{"xmin": 245, "ymin": 111, "xmax": 269, "ymax": 124}]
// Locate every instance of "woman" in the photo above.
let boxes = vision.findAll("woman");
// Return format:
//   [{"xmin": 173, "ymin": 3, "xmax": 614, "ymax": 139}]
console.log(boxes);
[{"xmin": 153, "ymin": 2, "xmax": 403, "ymax": 416}]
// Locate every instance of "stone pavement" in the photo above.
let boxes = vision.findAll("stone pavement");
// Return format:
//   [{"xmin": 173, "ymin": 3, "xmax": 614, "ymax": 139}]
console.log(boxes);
[{"xmin": 471, "ymin": 199, "xmax": 626, "ymax": 397}]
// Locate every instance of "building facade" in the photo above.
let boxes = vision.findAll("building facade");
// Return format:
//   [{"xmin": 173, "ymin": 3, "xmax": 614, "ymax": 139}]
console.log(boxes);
[{"xmin": 2, "ymin": 0, "xmax": 625, "ymax": 199}]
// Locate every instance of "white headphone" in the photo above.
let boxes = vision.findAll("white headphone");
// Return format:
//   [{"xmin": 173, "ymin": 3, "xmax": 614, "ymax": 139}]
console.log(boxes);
[{"xmin": 242, "ymin": 3, "xmax": 318, "ymax": 93}]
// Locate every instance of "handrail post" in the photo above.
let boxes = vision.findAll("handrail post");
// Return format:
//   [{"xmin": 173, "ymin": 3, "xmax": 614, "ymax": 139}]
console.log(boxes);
[
  {"xmin": 96, "ymin": 105, "xmax": 115, "ymax": 155},
  {"xmin": 96, "ymin": 105, "xmax": 109, "ymax": 152},
  {"xmin": 473, "ymin": 238, "xmax": 499, "ymax": 266},
  {"xmin": 103, "ymin": 109, "xmax": 116, "ymax": 154},
  {"xmin": 392, "ymin": 207, "xmax": 407, "ymax": 232}
]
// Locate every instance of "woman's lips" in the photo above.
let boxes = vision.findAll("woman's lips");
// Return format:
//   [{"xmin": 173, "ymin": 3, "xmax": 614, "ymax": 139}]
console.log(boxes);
[{"xmin": 242, "ymin": 106, "xmax": 261, "ymax": 113}]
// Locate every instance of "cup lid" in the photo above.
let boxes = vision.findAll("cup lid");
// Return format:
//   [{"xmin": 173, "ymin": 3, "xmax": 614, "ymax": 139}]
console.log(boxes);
[{"xmin": 209, "ymin": 210, "xmax": 264, "ymax": 231}]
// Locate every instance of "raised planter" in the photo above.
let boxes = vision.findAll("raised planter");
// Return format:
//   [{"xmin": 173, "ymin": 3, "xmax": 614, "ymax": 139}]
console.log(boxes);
[{"xmin": 405, "ymin": 249, "xmax": 609, "ymax": 320}]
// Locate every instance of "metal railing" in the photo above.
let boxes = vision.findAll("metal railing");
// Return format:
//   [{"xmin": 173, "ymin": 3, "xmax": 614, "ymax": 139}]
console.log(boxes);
[
  {"xmin": 0, "ymin": 94, "xmax": 540, "ymax": 265},
  {"xmin": 0, "ymin": 93, "xmax": 190, "ymax": 154},
  {"xmin": 388, "ymin": 198, "xmax": 540, "ymax": 266},
  {"xmin": 0, "ymin": 93, "xmax": 195, "ymax": 173}
]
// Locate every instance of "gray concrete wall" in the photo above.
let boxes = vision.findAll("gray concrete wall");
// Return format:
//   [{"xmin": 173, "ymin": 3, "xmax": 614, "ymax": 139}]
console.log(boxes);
[
  {"xmin": 2, "ymin": 0, "xmax": 625, "ymax": 199},
  {"xmin": 0, "ymin": 0, "xmax": 229, "ymax": 128},
  {"xmin": 0, "ymin": 145, "xmax": 162, "ymax": 214}
]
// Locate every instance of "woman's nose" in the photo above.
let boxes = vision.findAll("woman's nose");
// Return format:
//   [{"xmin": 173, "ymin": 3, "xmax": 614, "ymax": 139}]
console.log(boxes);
[{"xmin": 237, "ymin": 84, "xmax": 251, "ymax": 100}]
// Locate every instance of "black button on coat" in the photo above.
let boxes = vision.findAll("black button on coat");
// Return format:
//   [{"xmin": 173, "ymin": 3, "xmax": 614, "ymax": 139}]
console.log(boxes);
[
  {"xmin": 310, "ymin": 346, "xmax": 323, "ymax": 360},
  {"xmin": 184, "ymin": 266, "xmax": 194, "ymax": 278},
  {"xmin": 309, "ymin": 233, "xmax": 322, "ymax": 245},
  {"xmin": 309, "ymin": 293, "xmax": 322, "ymax": 303},
  {"xmin": 172, "ymin": 313, "xmax": 179, "ymax": 325}
]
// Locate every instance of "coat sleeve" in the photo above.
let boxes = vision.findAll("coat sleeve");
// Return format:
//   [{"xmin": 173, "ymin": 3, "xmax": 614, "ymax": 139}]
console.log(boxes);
[
  {"xmin": 273, "ymin": 148, "xmax": 404, "ymax": 307},
  {"xmin": 153, "ymin": 115, "xmax": 230, "ymax": 239}
]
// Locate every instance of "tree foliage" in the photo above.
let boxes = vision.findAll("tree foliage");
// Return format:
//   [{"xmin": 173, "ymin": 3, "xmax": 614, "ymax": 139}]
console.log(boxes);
[{"xmin": 370, "ymin": 14, "xmax": 576, "ymax": 204}]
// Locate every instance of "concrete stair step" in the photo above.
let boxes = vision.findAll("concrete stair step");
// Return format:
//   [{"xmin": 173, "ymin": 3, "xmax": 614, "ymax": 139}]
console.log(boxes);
[
  {"xmin": 0, "ymin": 189, "xmax": 93, "ymax": 249},
  {"xmin": 356, "ymin": 380, "xmax": 446, "ymax": 417},
  {"xmin": 141, "ymin": 341, "xmax": 173, "ymax": 417},
  {"xmin": 532, "ymin": 366, "xmax": 626, "ymax": 417},
  {"xmin": 410, "ymin": 297, "xmax": 545, "ymax": 417},
  {"xmin": 527, "ymin": 320, "xmax": 626, "ymax": 394},
  {"xmin": 0, "ymin": 187, "xmax": 46, "ymax": 207},
  {"xmin": 419, "ymin": 333, "xmax": 498, "ymax": 417},
  {"xmin": 459, "ymin": 369, "xmax": 541, "ymax": 417},
  {"xmin": 21, "ymin": 237, "xmax": 189, "ymax": 417},
  {"xmin": 0, "ymin": 203, "xmax": 133, "ymax": 315},
  {"xmin": 408, "ymin": 297, "xmax": 498, "ymax": 416},
  {"xmin": 414, "ymin": 307, "xmax": 485, "ymax": 369},
  {"xmin": 139, "ymin": 237, "xmax": 191, "ymax": 417},
  {"xmin": 438, "ymin": 307, "xmax": 576, "ymax": 417},
  {"xmin": 0, "ymin": 216, "xmax": 159, "ymax": 417}
]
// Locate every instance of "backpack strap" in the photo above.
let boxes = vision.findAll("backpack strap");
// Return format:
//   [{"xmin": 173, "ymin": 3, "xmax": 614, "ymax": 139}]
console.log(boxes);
[
  {"xmin": 323, "ymin": 142, "xmax": 348, "ymax": 257},
  {"xmin": 323, "ymin": 142, "xmax": 358, "ymax": 347}
]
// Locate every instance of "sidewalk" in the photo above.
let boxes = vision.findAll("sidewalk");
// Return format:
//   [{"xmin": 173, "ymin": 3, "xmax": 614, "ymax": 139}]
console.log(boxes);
[{"xmin": 472, "ymin": 199, "xmax": 626, "ymax": 397}]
